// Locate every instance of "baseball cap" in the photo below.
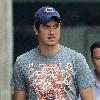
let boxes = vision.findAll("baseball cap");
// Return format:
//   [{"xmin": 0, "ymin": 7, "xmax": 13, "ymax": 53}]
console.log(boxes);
[{"xmin": 34, "ymin": 6, "xmax": 61, "ymax": 25}]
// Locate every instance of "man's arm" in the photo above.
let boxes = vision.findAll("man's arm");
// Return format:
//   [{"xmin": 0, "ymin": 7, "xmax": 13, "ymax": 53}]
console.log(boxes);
[
  {"xmin": 79, "ymin": 86, "xmax": 94, "ymax": 100},
  {"xmin": 14, "ymin": 88, "xmax": 26, "ymax": 100}
]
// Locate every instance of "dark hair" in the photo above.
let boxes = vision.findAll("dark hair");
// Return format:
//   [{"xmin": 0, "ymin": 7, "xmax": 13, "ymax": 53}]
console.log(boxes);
[
  {"xmin": 34, "ymin": 22, "xmax": 40, "ymax": 29},
  {"xmin": 90, "ymin": 41, "xmax": 100, "ymax": 57}
]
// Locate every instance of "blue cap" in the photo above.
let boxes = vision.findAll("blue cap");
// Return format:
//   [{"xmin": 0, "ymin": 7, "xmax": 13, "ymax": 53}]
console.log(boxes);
[{"xmin": 34, "ymin": 6, "xmax": 60, "ymax": 25}]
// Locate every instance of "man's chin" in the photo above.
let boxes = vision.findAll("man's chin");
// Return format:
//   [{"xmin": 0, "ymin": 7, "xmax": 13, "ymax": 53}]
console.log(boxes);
[
  {"xmin": 47, "ymin": 44, "xmax": 56, "ymax": 47},
  {"xmin": 47, "ymin": 43, "xmax": 57, "ymax": 46}
]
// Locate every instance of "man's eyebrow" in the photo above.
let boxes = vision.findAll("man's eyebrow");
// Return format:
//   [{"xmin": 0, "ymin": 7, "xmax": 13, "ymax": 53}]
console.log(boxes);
[{"xmin": 95, "ymin": 56, "xmax": 100, "ymax": 57}]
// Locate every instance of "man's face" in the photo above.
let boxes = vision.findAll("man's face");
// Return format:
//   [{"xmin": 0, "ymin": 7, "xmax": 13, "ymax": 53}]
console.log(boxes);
[
  {"xmin": 37, "ymin": 18, "xmax": 60, "ymax": 46},
  {"xmin": 92, "ymin": 48, "xmax": 100, "ymax": 74}
]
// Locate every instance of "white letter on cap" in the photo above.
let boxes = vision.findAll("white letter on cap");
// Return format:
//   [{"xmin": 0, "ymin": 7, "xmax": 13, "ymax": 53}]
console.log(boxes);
[{"xmin": 44, "ymin": 7, "xmax": 54, "ymax": 12}]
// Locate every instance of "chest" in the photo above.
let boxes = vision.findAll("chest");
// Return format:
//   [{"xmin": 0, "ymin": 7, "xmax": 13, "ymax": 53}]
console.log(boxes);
[{"xmin": 23, "ymin": 62, "xmax": 76, "ymax": 92}]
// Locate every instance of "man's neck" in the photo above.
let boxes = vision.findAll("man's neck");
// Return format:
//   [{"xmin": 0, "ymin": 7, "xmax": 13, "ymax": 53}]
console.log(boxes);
[
  {"xmin": 38, "ymin": 44, "xmax": 60, "ymax": 56},
  {"xmin": 95, "ymin": 70, "xmax": 100, "ymax": 81}
]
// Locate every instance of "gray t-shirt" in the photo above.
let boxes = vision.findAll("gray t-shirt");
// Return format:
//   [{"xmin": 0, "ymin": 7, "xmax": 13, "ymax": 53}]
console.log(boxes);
[{"xmin": 11, "ymin": 45, "xmax": 93, "ymax": 100}]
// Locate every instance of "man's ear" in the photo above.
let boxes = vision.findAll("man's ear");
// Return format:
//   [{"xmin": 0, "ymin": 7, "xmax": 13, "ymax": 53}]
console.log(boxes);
[{"xmin": 33, "ymin": 25, "xmax": 38, "ymax": 35}]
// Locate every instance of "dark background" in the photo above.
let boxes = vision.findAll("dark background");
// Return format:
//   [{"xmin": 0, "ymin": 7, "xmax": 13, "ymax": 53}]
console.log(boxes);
[{"xmin": 13, "ymin": 1, "xmax": 100, "ymax": 62}]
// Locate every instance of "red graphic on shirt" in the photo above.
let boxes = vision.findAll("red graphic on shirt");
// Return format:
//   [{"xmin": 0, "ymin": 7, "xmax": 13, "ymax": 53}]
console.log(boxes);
[{"xmin": 28, "ymin": 63, "xmax": 72, "ymax": 100}]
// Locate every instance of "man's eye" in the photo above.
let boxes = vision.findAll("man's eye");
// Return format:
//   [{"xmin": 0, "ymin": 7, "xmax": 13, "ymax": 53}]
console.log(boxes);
[
  {"xmin": 55, "ymin": 25, "xmax": 58, "ymax": 28},
  {"xmin": 43, "ymin": 25, "xmax": 49, "ymax": 28},
  {"xmin": 95, "ymin": 57, "xmax": 100, "ymax": 60},
  {"xmin": 54, "ymin": 25, "xmax": 59, "ymax": 28},
  {"xmin": 56, "ymin": 25, "xmax": 59, "ymax": 27}
]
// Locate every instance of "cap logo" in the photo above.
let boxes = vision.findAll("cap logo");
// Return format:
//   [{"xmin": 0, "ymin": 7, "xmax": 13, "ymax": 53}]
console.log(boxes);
[{"xmin": 44, "ymin": 7, "xmax": 55, "ymax": 12}]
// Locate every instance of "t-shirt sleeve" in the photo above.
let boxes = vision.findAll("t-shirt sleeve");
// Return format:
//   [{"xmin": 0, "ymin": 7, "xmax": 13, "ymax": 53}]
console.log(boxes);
[
  {"xmin": 74, "ymin": 53, "xmax": 94, "ymax": 91},
  {"xmin": 11, "ymin": 58, "xmax": 27, "ymax": 90}
]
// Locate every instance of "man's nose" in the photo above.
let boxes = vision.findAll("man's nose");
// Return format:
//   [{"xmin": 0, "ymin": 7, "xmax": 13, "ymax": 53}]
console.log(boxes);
[{"xmin": 49, "ymin": 27, "xmax": 55, "ymax": 34}]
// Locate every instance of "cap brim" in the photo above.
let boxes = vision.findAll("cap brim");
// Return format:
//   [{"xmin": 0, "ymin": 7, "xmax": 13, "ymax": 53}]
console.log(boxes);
[{"xmin": 42, "ymin": 15, "xmax": 60, "ymax": 24}]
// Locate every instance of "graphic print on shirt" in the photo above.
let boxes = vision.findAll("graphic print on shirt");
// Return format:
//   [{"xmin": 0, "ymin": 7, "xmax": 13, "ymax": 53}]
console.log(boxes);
[{"xmin": 28, "ymin": 63, "xmax": 73, "ymax": 100}]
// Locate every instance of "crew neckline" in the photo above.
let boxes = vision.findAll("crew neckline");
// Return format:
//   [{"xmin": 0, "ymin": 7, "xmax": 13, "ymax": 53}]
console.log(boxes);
[{"xmin": 37, "ymin": 45, "xmax": 63, "ymax": 58}]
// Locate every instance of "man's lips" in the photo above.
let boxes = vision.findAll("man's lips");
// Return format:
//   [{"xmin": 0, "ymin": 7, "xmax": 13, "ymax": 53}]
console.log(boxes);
[{"xmin": 48, "ymin": 37, "xmax": 55, "ymax": 39}]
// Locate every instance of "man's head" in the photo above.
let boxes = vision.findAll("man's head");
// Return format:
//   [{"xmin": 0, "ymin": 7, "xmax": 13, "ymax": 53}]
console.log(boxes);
[
  {"xmin": 90, "ymin": 41, "xmax": 100, "ymax": 74},
  {"xmin": 33, "ymin": 6, "xmax": 61, "ymax": 47},
  {"xmin": 34, "ymin": 6, "xmax": 61, "ymax": 29}
]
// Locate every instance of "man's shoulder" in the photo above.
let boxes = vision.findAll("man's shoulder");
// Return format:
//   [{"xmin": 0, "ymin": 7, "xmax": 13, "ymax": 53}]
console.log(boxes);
[
  {"xmin": 62, "ymin": 45, "xmax": 83, "ymax": 57},
  {"xmin": 16, "ymin": 47, "xmax": 38, "ymax": 62},
  {"xmin": 61, "ymin": 45, "xmax": 85, "ymax": 63}
]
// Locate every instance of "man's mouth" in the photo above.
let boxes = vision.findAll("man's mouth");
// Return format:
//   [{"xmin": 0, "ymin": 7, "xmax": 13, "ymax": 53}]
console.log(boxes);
[{"xmin": 48, "ymin": 37, "xmax": 55, "ymax": 39}]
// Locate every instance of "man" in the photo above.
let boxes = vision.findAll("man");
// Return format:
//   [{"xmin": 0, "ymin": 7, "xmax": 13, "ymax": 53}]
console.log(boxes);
[
  {"xmin": 11, "ymin": 6, "xmax": 94, "ymax": 100},
  {"xmin": 90, "ymin": 41, "xmax": 100, "ymax": 100}
]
